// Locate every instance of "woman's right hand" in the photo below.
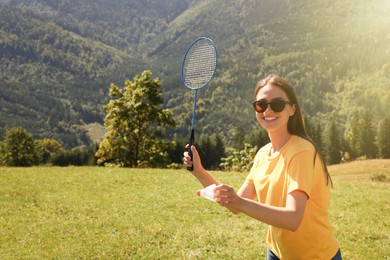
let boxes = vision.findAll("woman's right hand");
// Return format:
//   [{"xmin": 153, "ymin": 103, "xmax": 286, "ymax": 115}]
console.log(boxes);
[{"xmin": 183, "ymin": 144, "xmax": 203, "ymax": 172}]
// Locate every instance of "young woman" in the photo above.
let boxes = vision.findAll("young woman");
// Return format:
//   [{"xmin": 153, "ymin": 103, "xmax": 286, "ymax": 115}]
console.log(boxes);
[{"xmin": 183, "ymin": 75, "xmax": 342, "ymax": 259}]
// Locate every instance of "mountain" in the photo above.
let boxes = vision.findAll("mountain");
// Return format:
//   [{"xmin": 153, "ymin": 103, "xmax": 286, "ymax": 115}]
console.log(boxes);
[{"xmin": 0, "ymin": 0, "xmax": 389, "ymax": 149}]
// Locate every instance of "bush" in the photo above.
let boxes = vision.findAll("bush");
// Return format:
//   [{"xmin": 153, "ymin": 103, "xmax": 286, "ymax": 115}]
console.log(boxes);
[
  {"xmin": 371, "ymin": 173, "xmax": 388, "ymax": 182},
  {"xmin": 1, "ymin": 127, "xmax": 36, "ymax": 166},
  {"xmin": 52, "ymin": 145, "xmax": 97, "ymax": 166},
  {"xmin": 220, "ymin": 143, "xmax": 258, "ymax": 172}
]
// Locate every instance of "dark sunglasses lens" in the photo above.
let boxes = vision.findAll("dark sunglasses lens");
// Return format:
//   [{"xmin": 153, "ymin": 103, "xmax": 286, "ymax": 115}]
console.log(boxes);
[
  {"xmin": 270, "ymin": 100, "xmax": 286, "ymax": 112},
  {"xmin": 253, "ymin": 101, "xmax": 267, "ymax": 113}
]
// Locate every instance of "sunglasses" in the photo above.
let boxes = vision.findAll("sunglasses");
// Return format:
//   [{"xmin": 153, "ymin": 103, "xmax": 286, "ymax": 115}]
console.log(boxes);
[{"xmin": 252, "ymin": 99, "xmax": 292, "ymax": 113}]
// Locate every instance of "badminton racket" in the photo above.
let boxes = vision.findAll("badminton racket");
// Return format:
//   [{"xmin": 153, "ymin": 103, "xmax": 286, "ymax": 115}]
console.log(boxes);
[{"xmin": 181, "ymin": 37, "xmax": 218, "ymax": 171}]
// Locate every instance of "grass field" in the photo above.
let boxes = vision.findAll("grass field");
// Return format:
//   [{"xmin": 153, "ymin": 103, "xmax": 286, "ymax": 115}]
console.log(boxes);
[{"xmin": 0, "ymin": 160, "xmax": 389, "ymax": 259}]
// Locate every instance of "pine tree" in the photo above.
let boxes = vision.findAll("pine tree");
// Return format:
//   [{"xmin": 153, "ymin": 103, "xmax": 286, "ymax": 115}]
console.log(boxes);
[
  {"xmin": 359, "ymin": 112, "xmax": 377, "ymax": 158},
  {"xmin": 213, "ymin": 134, "xmax": 226, "ymax": 169},
  {"xmin": 325, "ymin": 121, "xmax": 342, "ymax": 164},
  {"xmin": 199, "ymin": 136, "xmax": 213, "ymax": 169},
  {"xmin": 347, "ymin": 112, "xmax": 377, "ymax": 159},
  {"xmin": 231, "ymin": 125, "xmax": 246, "ymax": 150},
  {"xmin": 304, "ymin": 116, "xmax": 325, "ymax": 153},
  {"xmin": 377, "ymin": 116, "xmax": 390, "ymax": 158}
]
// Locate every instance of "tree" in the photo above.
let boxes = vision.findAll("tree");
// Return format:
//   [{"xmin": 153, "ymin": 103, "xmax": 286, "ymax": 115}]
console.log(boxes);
[
  {"xmin": 347, "ymin": 112, "xmax": 377, "ymax": 159},
  {"xmin": 359, "ymin": 112, "xmax": 377, "ymax": 158},
  {"xmin": 213, "ymin": 134, "xmax": 226, "ymax": 169},
  {"xmin": 96, "ymin": 70, "xmax": 176, "ymax": 167},
  {"xmin": 2, "ymin": 127, "xmax": 36, "ymax": 166},
  {"xmin": 231, "ymin": 125, "xmax": 246, "ymax": 150},
  {"xmin": 199, "ymin": 136, "xmax": 214, "ymax": 169},
  {"xmin": 52, "ymin": 145, "xmax": 97, "ymax": 166},
  {"xmin": 377, "ymin": 116, "xmax": 390, "ymax": 158},
  {"xmin": 34, "ymin": 138, "xmax": 64, "ymax": 164},
  {"xmin": 245, "ymin": 127, "xmax": 269, "ymax": 149},
  {"xmin": 325, "ymin": 121, "xmax": 342, "ymax": 164},
  {"xmin": 220, "ymin": 143, "xmax": 258, "ymax": 172},
  {"xmin": 304, "ymin": 115, "xmax": 325, "ymax": 153}
]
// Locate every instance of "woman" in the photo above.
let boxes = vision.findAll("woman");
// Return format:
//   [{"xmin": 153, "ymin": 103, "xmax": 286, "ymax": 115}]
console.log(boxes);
[{"xmin": 183, "ymin": 75, "xmax": 342, "ymax": 259}]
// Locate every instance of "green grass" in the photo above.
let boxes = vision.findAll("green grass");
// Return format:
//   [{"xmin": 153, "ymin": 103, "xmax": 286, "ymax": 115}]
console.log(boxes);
[{"xmin": 0, "ymin": 160, "xmax": 389, "ymax": 259}]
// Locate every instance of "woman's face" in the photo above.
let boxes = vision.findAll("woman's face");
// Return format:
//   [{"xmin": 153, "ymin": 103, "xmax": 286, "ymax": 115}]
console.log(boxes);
[{"xmin": 255, "ymin": 83, "xmax": 295, "ymax": 134}]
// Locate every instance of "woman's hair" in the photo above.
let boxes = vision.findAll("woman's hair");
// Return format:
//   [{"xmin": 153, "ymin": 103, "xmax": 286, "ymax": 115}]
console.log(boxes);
[{"xmin": 254, "ymin": 74, "xmax": 333, "ymax": 187}]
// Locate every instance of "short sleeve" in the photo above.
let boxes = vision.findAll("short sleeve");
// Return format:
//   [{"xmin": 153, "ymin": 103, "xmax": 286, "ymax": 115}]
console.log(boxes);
[
  {"xmin": 245, "ymin": 173, "xmax": 254, "ymax": 185},
  {"xmin": 286, "ymin": 150, "xmax": 315, "ymax": 197},
  {"xmin": 245, "ymin": 158, "xmax": 257, "ymax": 185},
  {"xmin": 245, "ymin": 144, "xmax": 270, "ymax": 185}
]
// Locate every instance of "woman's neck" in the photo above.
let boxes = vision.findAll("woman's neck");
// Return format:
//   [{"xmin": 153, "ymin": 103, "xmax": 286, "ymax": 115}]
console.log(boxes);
[{"xmin": 268, "ymin": 131, "xmax": 292, "ymax": 154}]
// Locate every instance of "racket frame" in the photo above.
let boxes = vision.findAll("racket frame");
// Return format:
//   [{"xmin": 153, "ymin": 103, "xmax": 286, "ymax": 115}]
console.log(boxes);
[{"xmin": 181, "ymin": 37, "xmax": 218, "ymax": 171}]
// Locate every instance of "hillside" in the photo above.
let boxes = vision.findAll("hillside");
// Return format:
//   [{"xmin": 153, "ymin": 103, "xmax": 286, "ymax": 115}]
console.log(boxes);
[
  {"xmin": 329, "ymin": 159, "xmax": 390, "ymax": 182},
  {"xmin": 0, "ymin": 0, "xmax": 389, "ymax": 150},
  {"xmin": 156, "ymin": 0, "xmax": 390, "ymax": 146}
]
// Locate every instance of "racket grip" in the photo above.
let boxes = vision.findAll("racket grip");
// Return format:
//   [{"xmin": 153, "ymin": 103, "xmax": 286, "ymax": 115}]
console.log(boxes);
[{"xmin": 187, "ymin": 129, "xmax": 195, "ymax": 171}]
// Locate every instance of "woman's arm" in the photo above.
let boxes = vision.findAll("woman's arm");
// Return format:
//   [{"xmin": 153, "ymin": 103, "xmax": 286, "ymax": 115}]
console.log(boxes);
[
  {"xmin": 222, "ymin": 182, "xmax": 258, "ymax": 215},
  {"xmin": 237, "ymin": 182, "xmax": 257, "ymax": 201},
  {"xmin": 184, "ymin": 146, "xmax": 307, "ymax": 231},
  {"xmin": 215, "ymin": 185, "xmax": 308, "ymax": 232},
  {"xmin": 183, "ymin": 145, "xmax": 219, "ymax": 187}
]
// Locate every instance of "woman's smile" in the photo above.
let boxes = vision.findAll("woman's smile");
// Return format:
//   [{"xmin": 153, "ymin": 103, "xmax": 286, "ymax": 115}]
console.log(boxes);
[{"xmin": 263, "ymin": 116, "xmax": 278, "ymax": 121}]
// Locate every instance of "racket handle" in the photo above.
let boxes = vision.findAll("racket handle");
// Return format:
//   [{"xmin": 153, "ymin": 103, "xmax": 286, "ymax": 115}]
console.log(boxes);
[{"xmin": 187, "ymin": 129, "xmax": 195, "ymax": 171}]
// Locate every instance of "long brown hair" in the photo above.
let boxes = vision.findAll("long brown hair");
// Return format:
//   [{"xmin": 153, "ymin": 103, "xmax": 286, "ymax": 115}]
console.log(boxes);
[{"xmin": 254, "ymin": 75, "xmax": 333, "ymax": 187}]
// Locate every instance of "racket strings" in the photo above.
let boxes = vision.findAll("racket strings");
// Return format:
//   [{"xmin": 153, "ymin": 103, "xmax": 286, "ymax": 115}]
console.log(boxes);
[{"xmin": 183, "ymin": 42, "xmax": 217, "ymax": 89}]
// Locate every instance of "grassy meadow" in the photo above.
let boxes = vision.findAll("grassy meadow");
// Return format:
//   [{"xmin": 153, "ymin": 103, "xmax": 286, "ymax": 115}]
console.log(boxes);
[{"xmin": 0, "ymin": 160, "xmax": 389, "ymax": 259}]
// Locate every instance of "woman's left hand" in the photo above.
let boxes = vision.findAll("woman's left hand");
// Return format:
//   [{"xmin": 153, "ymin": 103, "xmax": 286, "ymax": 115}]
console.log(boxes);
[{"xmin": 214, "ymin": 184, "xmax": 243, "ymax": 214}]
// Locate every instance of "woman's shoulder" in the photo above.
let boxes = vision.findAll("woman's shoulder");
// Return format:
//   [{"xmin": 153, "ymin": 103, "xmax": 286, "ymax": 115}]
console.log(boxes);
[
  {"xmin": 286, "ymin": 135, "xmax": 316, "ymax": 154},
  {"xmin": 257, "ymin": 142, "xmax": 272, "ymax": 154},
  {"xmin": 253, "ymin": 142, "xmax": 271, "ymax": 160},
  {"xmin": 259, "ymin": 142, "xmax": 272, "ymax": 150}
]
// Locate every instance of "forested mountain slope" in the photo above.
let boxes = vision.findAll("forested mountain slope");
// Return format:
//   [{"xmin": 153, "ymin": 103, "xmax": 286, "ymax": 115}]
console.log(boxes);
[{"xmin": 0, "ymin": 0, "xmax": 389, "ymax": 149}]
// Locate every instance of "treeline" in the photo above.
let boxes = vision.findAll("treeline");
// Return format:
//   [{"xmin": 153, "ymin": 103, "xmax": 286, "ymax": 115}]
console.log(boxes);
[
  {"xmin": 1, "ymin": 110, "xmax": 389, "ymax": 168},
  {"xmin": 174, "ymin": 112, "xmax": 390, "ymax": 172},
  {"xmin": 0, "ymin": 127, "xmax": 97, "ymax": 167},
  {"xmin": 305, "ymin": 114, "xmax": 390, "ymax": 164}
]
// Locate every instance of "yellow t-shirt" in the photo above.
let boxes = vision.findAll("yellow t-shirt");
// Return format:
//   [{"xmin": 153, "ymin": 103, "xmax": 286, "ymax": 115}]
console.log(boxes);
[{"xmin": 245, "ymin": 135, "xmax": 339, "ymax": 260}]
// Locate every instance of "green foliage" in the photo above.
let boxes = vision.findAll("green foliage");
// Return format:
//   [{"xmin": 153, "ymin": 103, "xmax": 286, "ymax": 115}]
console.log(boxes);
[
  {"xmin": 377, "ymin": 116, "xmax": 390, "ymax": 158},
  {"xmin": 34, "ymin": 138, "xmax": 65, "ymax": 164},
  {"xmin": 197, "ymin": 134, "xmax": 226, "ymax": 170},
  {"xmin": 1, "ymin": 127, "xmax": 36, "ymax": 166},
  {"xmin": 220, "ymin": 143, "xmax": 258, "ymax": 172},
  {"xmin": 346, "ymin": 112, "xmax": 377, "ymax": 159},
  {"xmin": 1, "ymin": 0, "xmax": 390, "ymax": 163},
  {"xmin": 96, "ymin": 71, "xmax": 176, "ymax": 167},
  {"xmin": 0, "ymin": 4, "xmax": 144, "ymax": 148},
  {"xmin": 231, "ymin": 126, "xmax": 246, "ymax": 150},
  {"xmin": 245, "ymin": 128, "xmax": 270, "ymax": 149},
  {"xmin": 0, "ymin": 127, "xmax": 96, "ymax": 166},
  {"xmin": 325, "ymin": 121, "xmax": 342, "ymax": 165},
  {"xmin": 371, "ymin": 173, "xmax": 388, "ymax": 183},
  {"xmin": 52, "ymin": 145, "xmax": 97, "ymax": 166},
  {"xmin": 304, "ymin": 115, "xmax": 325, "ymax": 153}
]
